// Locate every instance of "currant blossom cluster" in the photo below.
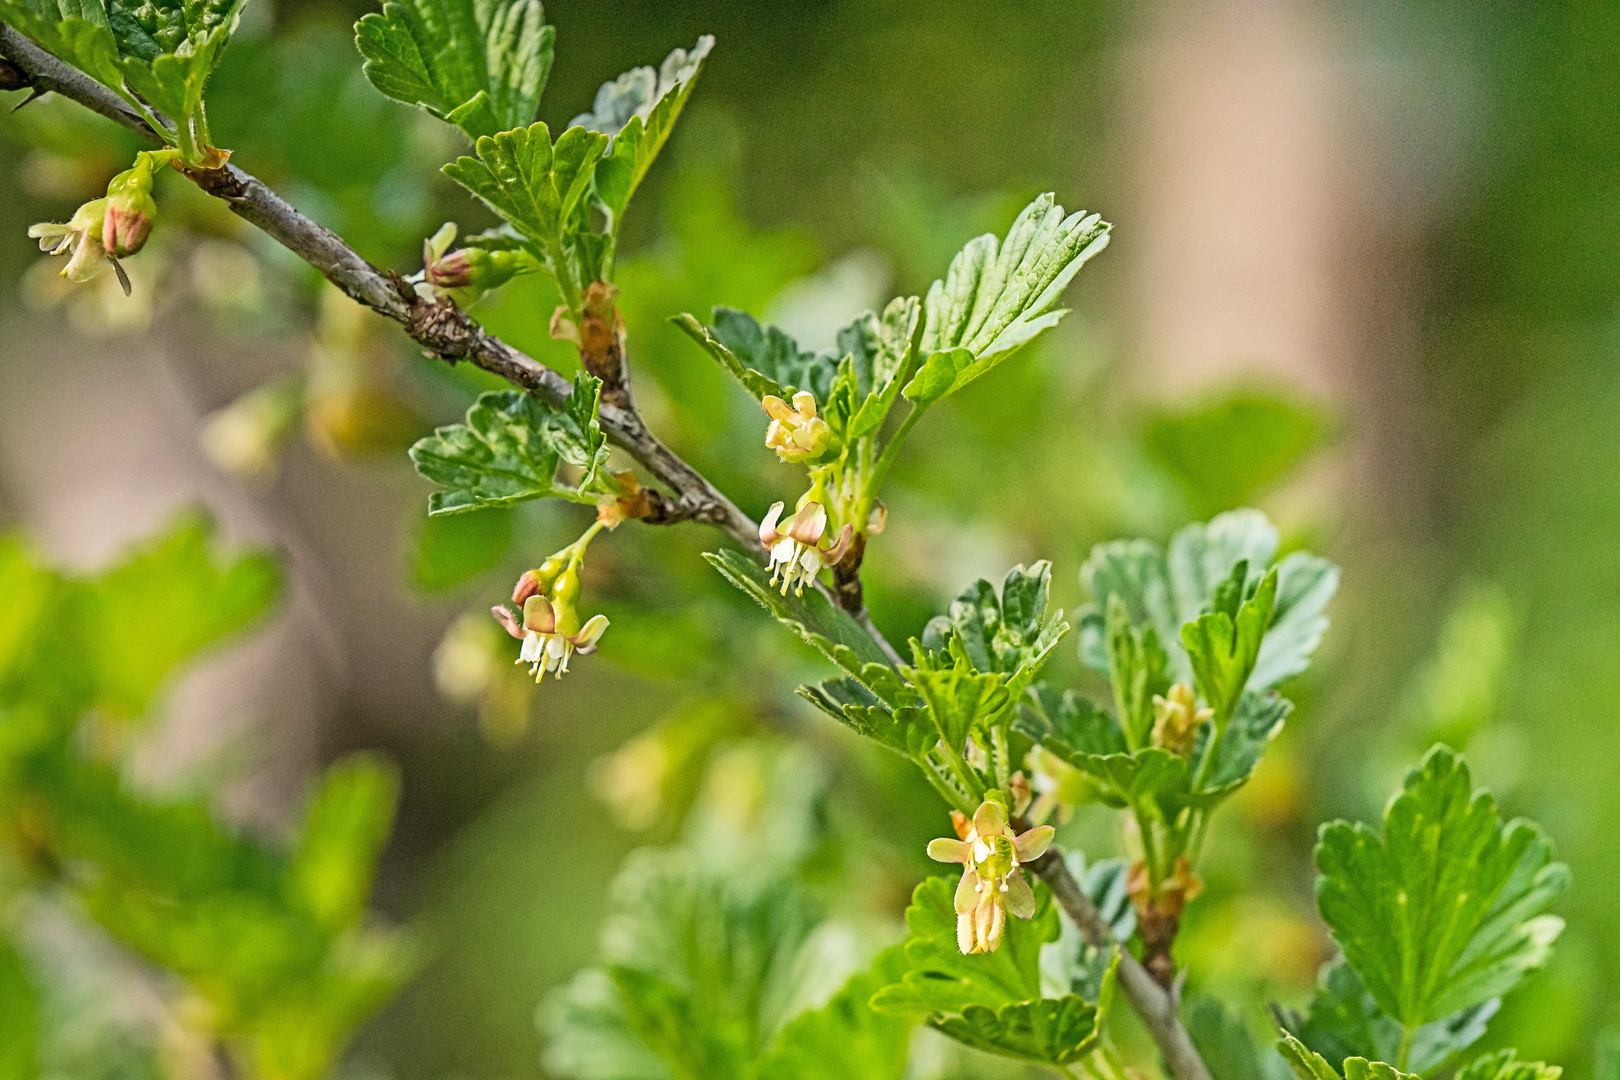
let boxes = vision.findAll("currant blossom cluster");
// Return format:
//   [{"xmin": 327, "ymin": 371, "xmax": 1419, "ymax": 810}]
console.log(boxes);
[
  {"xmin": 491, "ymin": 523, "xmax": 610, "ymax": 682},
  {"xmin": 29, "ymin": 149, "xmax": 178, "ymax": 295}
]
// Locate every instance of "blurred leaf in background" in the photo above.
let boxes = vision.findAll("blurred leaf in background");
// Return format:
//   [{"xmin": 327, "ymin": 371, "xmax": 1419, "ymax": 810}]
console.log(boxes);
[{"xmin": 1141, "ymin": 388, "xmax": 1332, "ymax": 521}]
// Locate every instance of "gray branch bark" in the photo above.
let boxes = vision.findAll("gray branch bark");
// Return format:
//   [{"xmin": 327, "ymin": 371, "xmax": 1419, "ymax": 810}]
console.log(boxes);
[
  {"xmin": 1, "ymin": 22, "xmax": 1210, "ymax": 1080},
  {"xmin": 1031, "ymin": 854, "xmax": 1213, "ymax": 1080}
]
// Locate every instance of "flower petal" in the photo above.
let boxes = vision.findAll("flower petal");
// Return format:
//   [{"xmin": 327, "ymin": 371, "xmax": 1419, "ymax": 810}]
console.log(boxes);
[
  {"xmin": 761, "ymin": 395, "xmax": 796, "ymax": 423},
  {"xmin": 512, "ymin": 569, "xmax": 546, "ymax": 605},
  {"xmin": 1013, "ymin": 825, "xmax": 1055, "ymax": 864},
  {"xmin": 973, "ymin": 800, "xmax": 1008, "ymax": 839},
  {"xmin": 786, "ymin": 501, "xmax": 827, "ymax": 546},
  {"xmin": 957, "ymin": 910, "xmax": 974, "ymax": 954},
  {"xmin": 927, "ymin": 837, "xmax": 970, "ymax": 863},
  {"xmin": 572, "ymin": 613, "xmax": 610, "ymax": 652},
  {"xmin": 954, "ymin": 868, "xmax": 981, "ymax": 914},
  {"xmin": 491, "ymin": 605, "xmax": 525, "ymax": 640},
  {"xmin": 1004, "ymin": 871, "xmax": 1036, "ymax": 919},
  {"xmin": 790, "ymin": 390, "xmax": 818, "ymax": 419},
  {"xmin": 522, "ymin": 594, "xmax": 556, "ymax": 634},
  {"xmin": 821, "ymin": 523, "xmax": 854, "ymax": 565},
  {"xmin": 759, "ymin": 501, "xmax": 785, "ymax": 546}
]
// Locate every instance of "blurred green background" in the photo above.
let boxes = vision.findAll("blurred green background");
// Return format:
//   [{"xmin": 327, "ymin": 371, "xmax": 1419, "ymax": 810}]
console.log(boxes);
[{"xmin": 3, "ymin": 0, "xmax": 1618, "ymax": 1077}]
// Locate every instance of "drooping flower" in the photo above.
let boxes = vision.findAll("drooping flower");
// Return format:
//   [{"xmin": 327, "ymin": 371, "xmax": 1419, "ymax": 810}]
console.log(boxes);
[
  {"xmin": 495, "ymin": 593, "xmax": 610, "ymax": 682},
  {"xmin": 759, "ymin": 499, "xmax": 853, "ymax": 596},
  {"xmin": 492, "ymin": 560, "xmax": 608, "ymax": 682},
  {"xmin": 762, "ymin": 391, "xmax": 830, "ymax": 463},
  {"xmin": 30, "ymin": 197, "xmax": 111, "ymax": 285},
  {"xmin": 927, "ymin": 800, "xmax": 1055, "ymax": 954},
  {"xmin": 1151, "ymin": 683, "xmax": 1212, "ymax": 756}
]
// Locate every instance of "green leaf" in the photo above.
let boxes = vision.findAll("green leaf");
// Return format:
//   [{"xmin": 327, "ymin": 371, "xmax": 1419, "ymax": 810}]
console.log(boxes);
[
  {"xmin": 755, "ymin": 945, "xmax": 914, "ymax": 1080},
  {"xmin": 1016, "ymin": 686, "xmax": 1127, "ymax": 763},
  {"xmin": 676, "ymin": 299, "xmax": 922, "ymax": 448},
  {"xmin": 1143, "ymin": 389, "xmax": 1331, "ymax": 519},
  {"xmin": 1184, "ymin": 995, "xmax": 1266, "ymax": 1080},
  {"xmin": 408, "ymin": 375, "xmax": 609, "ymax": 515},
  {"xmin": 795, "ymin": 678, "xmax": 933, "ymax": 758},
  {"xmin": 1344, "ymin": 1060, "xmax": 1419, "ymax": 1080},
  {"xmin": 540, "ymin": 969, "xmax": 672, "ymax": 1080},
  {"xmin": 0, "ymin": 940, "xmax": 35, "ymax": 1080},
  {"xmin": 870, "ymin": 876, "xmax": 1052, "ymax": 1015},
  {"xmin": 287, "ymin": 754, "xmax": 400, "ymax": 932},
  {"xmin": 355, "ymin": 0, "xmax": 554, "ymax": 141},
  {"xmin": 1080, "ymin": 510, "xmax": 1337, "ymax": 694},
  {"xmin": 1189, "ymin": 690, "xmax": 1291, "ymax": 803},
  {"xmin": 705, "ymin": 548, "xmax": 894, "ymax": 673},
  {"xmin": 684, "ymin": 307, "xmax": 836, "ymax": 402},
  {"xmin": 409, "ymin": 506, "xmax": 514, "ymax": 591},
  {"xmin": 1014, "ymin": 685, "xmax": 1200, "ymax": 812},
  {"xmin": 1104, "ymin": 594, "xmax": 1170, "ymax": 749},
  {"xmin": 77, "ymin": 509, "xmax": 281, "ymax": 718},
  {"xmin": 547, "ymin": 850, "xmax": 819, "ymax": 1080},
  {"xmin": 933, "ymin": 996, "xmax": 1102, "ymax": 1066},
  {"xmin": 579, "ymin": 37, "xmax": 713, "ymax": 224},
  {"xmin": 841, "ymin": 296, "xmax": 920, "ymax": 438},
  {"xmin": 1315, "ymin": 746, "xmax": 1569, "ymax": 1028},
  {"xmin": 1272, "ymin": 959, "xmax": 1496, "ymax": 1077},
  {"xmin": 1454, "ymin": 1050, "xmax": 1562, "ymax": 1080},
  {"xmin": 1, "ymin": 0, "xmax": 245, "ymax": 126},
  {"xmin": 442, "ymin": 122, "xmax": 608, "ymax": 274},
  {"xmin": 1181, "ymin": 567, "xmax": 1277, "ymax": 721},
  {"xmin": 869, "ymin": 877, "xmax": 1101, "ymax": 1066},
  {"xmin": 1279, "ymin": 1031, "xmax": 1357, "ymax": 1080},
  {"xmin": 902, "ymin": 193, "xmax": 1110, "ymax": 405},
  {"xmin": 903, "ymin": 642, "xmax": 1009, "ymax": 751},
  {"xmin": 1252, "ymin": 551, "xmax": 1340, "ymax": 689},
  {"xmin": 922, "ymin": 561, "xmax": 1065, "ymax": 677}
]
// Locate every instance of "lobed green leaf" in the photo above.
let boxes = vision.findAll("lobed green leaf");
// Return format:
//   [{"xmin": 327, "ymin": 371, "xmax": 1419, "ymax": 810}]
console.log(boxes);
[
  {"xmin": 577, "ymin": 36, "xmax": 713, "ymax": 226},
  {"xmin": 73, "ymin": 509, "xmax": 281, "ymax": 719},
  {"xmin": 408, "ymin": 375, "xmax": 609, "ymax": 515},
  {"xmin": 355, "ymin": 0, "xmax": 554, "ymax": 141},
  {"xmin": 1272, "ymin": 958, "xmax": 1496, "ymax": 1077},
  {"xmin": 902, "ymin": 193, "xmax": 1110, "ymax": 405},
  {"xmin": 754, "ymin": 945, "xmax": 914, "ymax": 1080},
  {"xmin": 1315, "ymin": 746, "xmax": 1569, "ymax": 1028},
  {"xmin": 869, "ymin": 876, "xmax": 1102, "ymax": 1066},
  {"xmin": 705, "ymin": 548, "xmax": 894, "ymax": 674}
]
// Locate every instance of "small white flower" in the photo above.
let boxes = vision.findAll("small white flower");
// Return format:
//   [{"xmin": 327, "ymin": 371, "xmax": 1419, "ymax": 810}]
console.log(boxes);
[
  {"xmin": 758, "ymin": 500, "xmax": 853, "ymax": 596},
  {"xmin": 493, "ymin": 596, "xmax": 610, "ymax": 682}
]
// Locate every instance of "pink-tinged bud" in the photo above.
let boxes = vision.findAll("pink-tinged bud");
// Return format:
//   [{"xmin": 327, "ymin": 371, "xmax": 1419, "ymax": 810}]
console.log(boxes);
[
  {"xmin": 426, "ymin": 249, "xmax": 474, "ymax": 290},
  {"xmin": 102, "ymin": 203, "xmax": 152, "ymax": 258},
  {"xmin": 512, "ymin": 569, "xmax": 544, "ymax": 606},
  {"xmin": 100, "ymin": 149, "xmax": 167, "ymax": 259}
]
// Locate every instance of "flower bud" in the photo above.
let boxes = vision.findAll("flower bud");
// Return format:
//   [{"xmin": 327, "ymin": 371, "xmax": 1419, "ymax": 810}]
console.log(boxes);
[
  {"xmin": 421, "ymin": 222, "xmax": 534, "ymax": 302},
  {"xmin": 100, "ymin": 150, "xmax": 170, "ymax": 258},
  {"xmin": 101, "ymin": 202, "xmax": 152, "ymax": 259},
  {"xmin": 1152, "ymin": 683, "xmax": 1213, "ymax": 757},
  {"xmin": 512, "ymin": 554, "xmax": 567, "ymax": 606}
]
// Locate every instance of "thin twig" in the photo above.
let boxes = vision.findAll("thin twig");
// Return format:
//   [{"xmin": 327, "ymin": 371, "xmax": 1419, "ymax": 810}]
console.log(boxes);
[
  {"xmin": 2, "ymin": 25, "xmax": 1210, "ymax": 1080},
  {"xmin": 1031, "ymin": 852, "xmax": 1212, "ymax": 1080}
]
